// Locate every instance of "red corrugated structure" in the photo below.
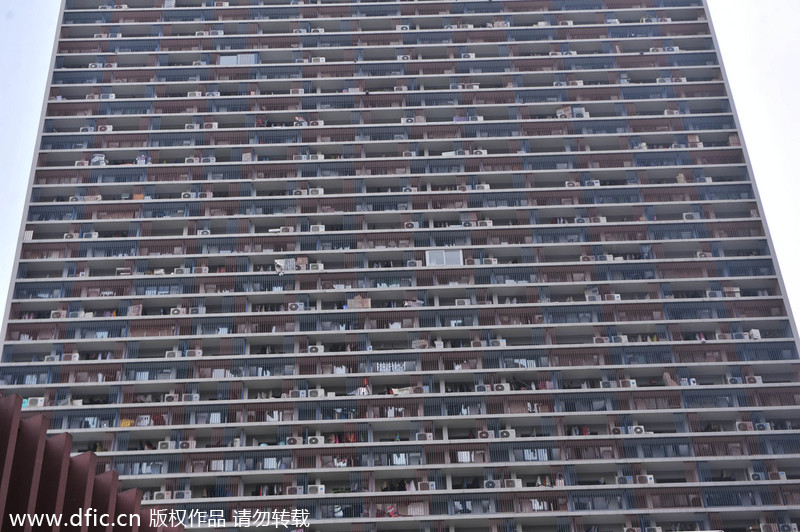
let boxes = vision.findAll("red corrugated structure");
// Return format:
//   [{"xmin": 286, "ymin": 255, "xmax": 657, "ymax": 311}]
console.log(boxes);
[{"xmin": 0, "ymin": 394, "xmax": 183, "ymax": 532}]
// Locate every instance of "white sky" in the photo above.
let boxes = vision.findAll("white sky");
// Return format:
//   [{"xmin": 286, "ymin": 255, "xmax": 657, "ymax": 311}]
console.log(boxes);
[{"xmin": 0, "ymin": 0, "xmax": 797, "ymax": 328}]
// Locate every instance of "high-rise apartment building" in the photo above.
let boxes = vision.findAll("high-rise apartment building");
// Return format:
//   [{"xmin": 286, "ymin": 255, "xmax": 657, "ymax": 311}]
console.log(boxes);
[{"xmin": 2, "ymin": 0, "xmax": 799, "ymax": 531}]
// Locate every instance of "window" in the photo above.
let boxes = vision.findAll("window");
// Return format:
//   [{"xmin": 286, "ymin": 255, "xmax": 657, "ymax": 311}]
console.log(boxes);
[{"xmin": 425, "ymin": 249, "xmax": 463, "ymax": 266}]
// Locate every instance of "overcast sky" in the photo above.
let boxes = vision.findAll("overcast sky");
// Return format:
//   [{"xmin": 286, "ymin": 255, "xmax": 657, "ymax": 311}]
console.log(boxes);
[{"xmin": 0, "ymin": 0, "xmax": 797, "ymax": 328}]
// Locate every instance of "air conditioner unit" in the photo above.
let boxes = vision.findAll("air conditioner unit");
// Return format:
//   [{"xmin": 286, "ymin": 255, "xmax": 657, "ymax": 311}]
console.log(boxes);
[
  {"xmin": 416, "ymin": 432, "xmax": 434, "ymax": 441},
  {"xmin": 310, "ymin": 28, "xmax": 324, "ymax": 33},
  {"xmin": 715, "ymin": 333, "xmax": 732, "ymax": 340},
  {"xmin": 308, "ymin": 389, "xmax": 326, "ymax": 398},
  {"xmin": 286, "ymin": 486, "xmax": 304, "ymax": 495},
  {"xmin": 289, "ymin": 390, "xmax": 306, "ymax": 399},
  {"xmin": 397, "ymin": 54, "xmax": 412, "ymax": 61},
  {"xmin": 190, "ymin": 306, "xmax": 206, "ymax": 315},
  {"xmin": 88, "ymin": 62, "xmax": 103, "ymax": 69},
  {"xmin": 472, "ymin": 149, "xmax": 488, "ymax": 155},
  {"xmin": 165, "ymin": 350, "xmax": 182, "ymax": 358},
  {"xmin": 656, "ymin": 77, "xmax": 672, "ymax": 84},
  {"xmin": 309, "ymin": 154, "xmax": 324, "ymax": 160},
  {"xmin": 307, "ymin": 436, "xmax": 325, "ymax": 445},
  {"xmin": 636, "ymin": 474, "xmax": 655, "ymax": 484},
  {"xmin": 310, "ymin": 224, "xmax": 325, "ymax": 232},
  {"xmin": 185, "ymin": 157, "xmax": 200, "ymax": 163},
  {"xmin": 288, "ymin": 300, "xmax": 305, "ymax": 313},
  {"xmin": 403, "ymin": 221, "xmax": 419, "ymax": 229},
  {"xmin": 454, "ymin": 298, "xmax": 471, "ymax": 306},
  {"xmin": 94, "ymin": 34, "xmax": 109, "ymax": 39},
  {"xmin": 586, "ymin": 294, "xmax": 602, "ymax": 302},
  {"xmin": 749, "ymin": 469, "xmax": 765, "ymax": 481},
  {"xmin": 197, "ymin": 229, "xmax": 212, "ymax": 235},
  {"xmin": 158, "ymin": 440, "xmax": 175, "ymax": 450},
  {"xmin": 629, "ymin": 425, "xmax": 646, "ymax": 435},
  {"xmin": 179, "ymin": 440, "xmax": 196, "ymax": 449},
  {"xmin": 569, "ymin": 80, "xmax": 584, "ymax": 86},
  {"xmin": 605, "ymin": 293, "xmax": 621, "ymax": 301},
  {"xmin": 612, "ymin": 335, "xmax": 629, "ymax": 344},
  {"xmin": 79, "ymin": 126, "xmax": 95, "ymax": 133},
  {"xmin": 503, "ymin": 479, "xmax": 522, "ymax": 488},
  {"xmin": 727, "ymin": 376, "xmax": 743, "ymax": 385},
  {"xmin": 184, "ymin": 123, "xmax": 201, "ymax": 130},
  {"xmin": 483, "ymin": 480, "xmax": 499, "ymax": 489},
  {"xmin": 280, "ymin": 226, "xmax": 294, "ymax": 232},
  {"xmin": 311, "ymin": 57, "xmax": 325, "ymax": 63},
  {"xmin": 172, "ymin": 490, "xmax": 192, "ymax": 500},
  {"xmin": 469, "ymin": 116, "xmax": 484, "ymax": 122},
  {"xmin": 163, "ymin": 394, "xmax": 180, "ymax": 403},
  {"xmin": 309, "ymin": 345, "xmax": 324, "ymax": 354},
  {"xmin": 186, "ymin": 349, "xmax": 203, "ymax": 357},
  {"xmin": 170, "ymin": 307, "xmax": 185, "ymax": 315},
  {"xmin": 499, "ymin": 429, "xmax": 516, "ymax": 439},
  {"xmin": 586, "ymin": 180, "xmax": 601, "ymax": 186},
  {"xmin": 293, "ymin": 29, "xmax": 307, "ymax": 34},
  {"xmin": 396, "ymin": 25, "xmax": 410, "ymax": 31},
  {"xmin": 450, "ymin": 84, "xmax": 464, "ymax": 90},
  {"xmin": 205, "ymin": 91, "xmax": 221, "ymax": 97},
  {"xmin": 173, "ymin": 267, "xmax": 190, "ymax": 274},
  {"xmin": 401, "ymin": 117, "xmax": 416, "ymax": 124},
  {"xmin": 490, "ymin": 339, "xmax": 506, "ymax": 347},
  {"xmin": 575, "ymin": 217, "xmax": 589, "ymax": 224},
  {"xmin": 594, "ymin": 337, "xmax": 610, "ymax": 344},
  {"xmin": 464, "ymin": 83, "xmax": 480, "ymax": 90},
  {"xmin": 732, "ymin": 332, "xmax": 749, "ymax": 340},
  {"xmin": 749, "ymin": 329, "xmax": 762, "ymax": 340},
  {"xmin": 418, "ymin": 481, "xmax": 436, "ymax": 490},
  {"xmin": 683, "ymin": 212, "xmax": 701, "ymax": 220},
  {"xmin": 309, "ymin": 262, "xmax": 324, "ymax": 271},
  {"xmin": 461, "ymin": 53, "xmax": 476, "ymax": 59},
  {"xmin": 201, "ymin": 157, "xmax": 216, "ymax": 163},
  {"xmin": 475, "ymin": 384, "xmax": 492, "ymax": 393},
  {"xmin": 50, "ymin": 310, "xmax": 67, "ymax": 319},
  {"xmin": 619, "ymin": 379, "xmax": 637, "ymax": 387},
  {"xmin": 202, "ymin": 122, "xmax": 219, "ymax": 129},
  {"xmin": 493, "ymin": 383, "xmax": 510, "ymax": 392},
  {"xmin": 746, "ymin": 375, "xmax": 763, "ymax": 384},
  {"xmin": 153, "ymin": 491, "xmax": 172, "ymax": 500},
  {"xmin": 477, "ymin": 220, "xmax": 493, "ymax": 227},
  {"xmin": 573, "ymin": 107, "xmax": 589, "ymax": 118},
  {"xmin": 407, "ymin": 260, "xmax": 423, "ymax": 267},
  {"xmin": 308, "ymin": 120, "xmax": 325, "ymax": 127},
  {"xmin": 307, "ymin": 485, "xmax": 325, "ymax": 494},
  {"xmin": 208, "ymin": 30, "xmax": 224, "ymax": 36},
  {"xmin": 664, "ymin": 109, "xmax": 681, "ymax": 116}
]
